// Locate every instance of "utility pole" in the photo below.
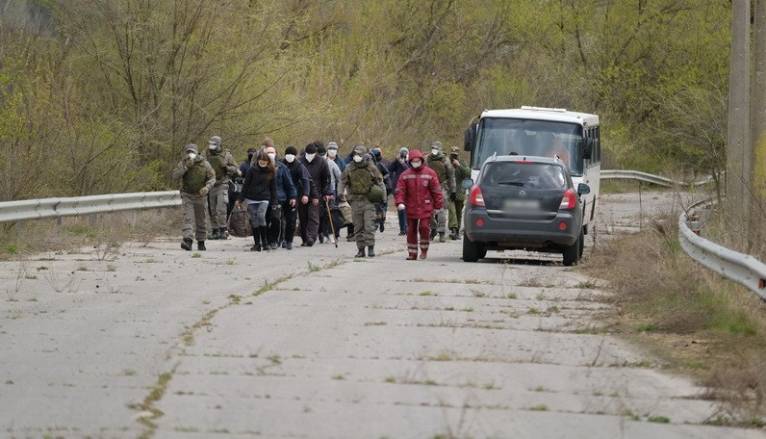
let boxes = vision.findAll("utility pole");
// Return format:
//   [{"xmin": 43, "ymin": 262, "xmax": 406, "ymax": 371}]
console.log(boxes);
[
  {"xmin": 727, "ymin": 0, "xmax": 751, "ymax": 232},
  {"xmin": 754, "ymin": 0, "xmax": 766, "ymax": 203}
]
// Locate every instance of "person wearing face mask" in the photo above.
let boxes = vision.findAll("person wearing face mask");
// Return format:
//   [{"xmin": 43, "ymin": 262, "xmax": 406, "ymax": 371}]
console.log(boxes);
[
  {"xmin": 338, "ymin": 145, "xmax": 386, "ymax": 257},
  {"xmin": 237, "ymin": 151, "xmax": 277, "ymax": 252},
  {"xmin": 369, "ymin": 147, "xmax": 391, "ymax": 233},
  {"xmin": 281, "ymin": 145, "xmax": 311, "ymax": 250},
  {"xmin": 448, "ymin": 146, "xmax": 471, "ymax": 240},
  {"xmin": 388, "ymin": 146, "xmax": 411, "ymax": 236},
  {"xmin": 171, "ymin": 144, "xmax": 216, "ymax": 251},
  {"xmin": 299, "ymin": 142, "xmax": 332, "ymax": 246},
  {"xmin": 317, "ymin": 144, "xmax": 342, "ymax": 243},
  {"xmin": 263, "ymin": 145, "xmax": 297, "ymax": 250},
  {"xmin": 425, "ymin": 140, "xmax": 456, "ymax": 243},
  {"xmin": 205, "ymin": 135, "xmax": 240, "ymax": 240},
  {"xmin": 394, "ymin": 149, "xmax": 443, "ymax": 260},
  {"xmin": 326, "ymin": 141, "xmax": 346, "ymax": 172}
]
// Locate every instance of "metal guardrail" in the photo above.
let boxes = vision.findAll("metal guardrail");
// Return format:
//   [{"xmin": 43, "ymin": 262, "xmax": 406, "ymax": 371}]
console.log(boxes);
[
  {"xmin": 601, "ymin": 169, "xmax": 714, "ymax": 187},
  {"xmin": 0, "ymin": 191, "xmax": 181, "ymax": 223},
  {"xmin": 679, "ymin": 199, "xmax": 766, "ymax": 299}
]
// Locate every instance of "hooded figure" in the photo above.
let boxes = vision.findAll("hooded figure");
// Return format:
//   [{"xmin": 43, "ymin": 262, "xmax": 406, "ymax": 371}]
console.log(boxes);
[
  {"xmin": 171, "ymin": 144, "xmax": 216, "ymax": 251},
  {"xmin": 338, "ymin": 145, "xmax": 386, "ymax": 258},
  {"xmin": 394, "ymin": 149, "xmax": 444, "ymax": 260}
]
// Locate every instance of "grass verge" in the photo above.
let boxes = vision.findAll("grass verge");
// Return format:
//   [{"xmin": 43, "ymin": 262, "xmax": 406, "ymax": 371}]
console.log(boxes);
[
  {"xmin": 584, "ymin": 215, "xmax": 766, "ymax": 425},
  {"xmin": 0, "ymin": 209, "xmax": 179, "ymax": 260}
]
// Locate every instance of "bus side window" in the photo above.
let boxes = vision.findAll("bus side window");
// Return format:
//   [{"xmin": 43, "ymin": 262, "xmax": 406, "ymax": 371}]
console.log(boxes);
[{"xmin": 595, "ymin": 127, "xmax": 601, "ymax": 162}]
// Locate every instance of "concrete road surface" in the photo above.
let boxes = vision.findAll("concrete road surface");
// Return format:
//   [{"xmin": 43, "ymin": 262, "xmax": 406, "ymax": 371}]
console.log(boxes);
[{"xmin": 0, "ymin": 192, "xmax": 762, "ymax": 438}]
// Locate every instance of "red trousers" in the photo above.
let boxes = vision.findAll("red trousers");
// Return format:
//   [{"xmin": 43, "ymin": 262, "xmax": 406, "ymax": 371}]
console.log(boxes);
[{"xmin": 406, "ymin": 218, "xmax": 431, "ymax": 256}]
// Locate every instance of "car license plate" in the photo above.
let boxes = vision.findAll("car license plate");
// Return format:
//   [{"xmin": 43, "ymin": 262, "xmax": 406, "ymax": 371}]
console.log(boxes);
[{"xmin": 504, "ymin": 199, "xmax": 540, "ymax": 211}]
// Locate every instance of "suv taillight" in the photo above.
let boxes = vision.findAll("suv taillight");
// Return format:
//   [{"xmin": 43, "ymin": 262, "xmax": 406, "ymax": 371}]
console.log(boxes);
[
  {"xmin": 559, "ymin": 189, "xmax": 576, "ymax": 210},
  {"xmin": 469, "ymin": 185, "xmax": 485, "ymax": 207}
]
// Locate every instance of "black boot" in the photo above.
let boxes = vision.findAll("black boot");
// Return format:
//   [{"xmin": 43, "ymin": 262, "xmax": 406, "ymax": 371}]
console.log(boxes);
[
  {"xmin": 367, "ymin": 246, "xmax": 375, "ymax": 257},
  {"xmin": 181, "ymin": 238, "xmax": 193, "ymax": 251},
  {"xmin": 355, "ymin": 247, "xmax": 366, "ymax": 258},
  {"xmin": 260, "ymin": 227, "xmax": 270, "ymax": 251},
  {"xmin": 210, "ymin": 228, "xmax": 220, "ymax": 240},
  {"xmin": 251, "ymin": 230, "xmax": 261, "ymax": 251},
  {"xmin": 197, "ymin": 241, "xmax": 206, "ymax": 251},
  {"xmin": 450, "ymin": 228, "xmax": 459, "ymax": 240}
]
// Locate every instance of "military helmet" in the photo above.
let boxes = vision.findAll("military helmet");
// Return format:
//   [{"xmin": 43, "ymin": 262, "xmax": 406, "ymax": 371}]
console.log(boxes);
[
  {"xmin": 352, "ymin": 145, "xmax": 367, "ymax": 156},
  {"xmin": 184, "ymin": 144, "xmax": 199, "ymax": 154},
  {"xmin": 431, "ymin": 140, "xmax": 443, "ymax": 151}
]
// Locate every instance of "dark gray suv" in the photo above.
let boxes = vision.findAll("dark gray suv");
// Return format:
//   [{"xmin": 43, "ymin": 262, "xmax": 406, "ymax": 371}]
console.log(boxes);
[{"xmin": 462, "ymin": 155, "xmax": 590, "ymax": 265}]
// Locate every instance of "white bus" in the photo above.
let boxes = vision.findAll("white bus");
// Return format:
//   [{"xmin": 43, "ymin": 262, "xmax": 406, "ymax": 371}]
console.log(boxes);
[{"xmin": 464, "ymin": 106, "xmax": 602, "ymax": 236}]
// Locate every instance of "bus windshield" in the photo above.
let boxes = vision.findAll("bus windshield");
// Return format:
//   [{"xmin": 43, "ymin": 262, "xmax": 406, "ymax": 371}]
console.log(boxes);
[{"xmin": 473, "ymin": 118, "xmax": 584, "ymax": 176}]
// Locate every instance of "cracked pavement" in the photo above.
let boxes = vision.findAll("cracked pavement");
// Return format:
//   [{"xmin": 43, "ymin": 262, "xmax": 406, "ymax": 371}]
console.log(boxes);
[{"xmin": 0, "ymin": 192, "xmax": 763, "ymax": 438}]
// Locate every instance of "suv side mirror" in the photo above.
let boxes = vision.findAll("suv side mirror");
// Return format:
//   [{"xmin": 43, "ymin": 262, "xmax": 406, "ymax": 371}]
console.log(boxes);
[
  {"xmin": 577, "ymin": 183, "xmax": 591, "ymax": 195},
  {"xmin": 581, "ymin": 137, "xmax": 594, "ymax": 160},
  {"xmin": 464, "ymin": 123, "xmax": 477, "ymax": 151},
  {"xmin": 461, "ymin": 178, "xmax": 474, "ymax": 190}
]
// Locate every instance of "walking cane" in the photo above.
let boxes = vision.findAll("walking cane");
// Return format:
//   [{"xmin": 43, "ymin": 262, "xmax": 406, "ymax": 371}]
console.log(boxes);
[{"xmin": 325, "ymin": 199, "xmax": 338, "ymax": 248}]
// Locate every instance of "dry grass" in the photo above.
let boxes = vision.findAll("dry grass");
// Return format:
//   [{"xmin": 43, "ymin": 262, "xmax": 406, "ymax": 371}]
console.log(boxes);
[
  {"xmin": 0, "ymin": 209, "xmax": 179, "ymax": 260},
  {"xmin": 585, "ymin": 214, "xmax": 766, "ymax": 424}
]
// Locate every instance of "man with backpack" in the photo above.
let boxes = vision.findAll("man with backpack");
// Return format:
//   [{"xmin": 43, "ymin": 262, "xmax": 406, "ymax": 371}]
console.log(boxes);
[{"xmin": 338, "ymin": 145, "xmax": 386, "ymax": 258}]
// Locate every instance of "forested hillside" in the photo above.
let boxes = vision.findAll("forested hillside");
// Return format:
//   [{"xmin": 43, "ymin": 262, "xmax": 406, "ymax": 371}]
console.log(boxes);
[{"xmin": 0, "ymin": 0, "xmax": 730, "ymax": 198}]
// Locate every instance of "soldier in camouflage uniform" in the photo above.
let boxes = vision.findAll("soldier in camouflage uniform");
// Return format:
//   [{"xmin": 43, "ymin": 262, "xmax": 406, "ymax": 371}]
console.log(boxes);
[
  {"xmin": 448, "ymin": 146, "xmax": 471, "ymax": 240},
  {"xmin": 205, "ymin": 135, "xmax": 240, "ymax": 240},
  {"xmin": 338, "ymin": 145, "xmax": 386, "ymax": 258},
  {"xmin": 426, "ymin": 141, "xmax": 456, "ymax": 243},
  {"xmin": 171, "ymin": 144, "xmax": 216, "ymax": 251}
]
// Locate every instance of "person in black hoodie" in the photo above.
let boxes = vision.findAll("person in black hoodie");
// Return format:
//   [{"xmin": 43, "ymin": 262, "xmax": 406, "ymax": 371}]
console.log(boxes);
[
  {"xmin": 237, "ymin": 151, "xmax": 277, "ymax": 252},
  {"xmin": 282, "ymin": 145, "xmax": 311, "ymax": 249},
  {"xmin": 298, "ymin": 142, "xmax": 332, "ymax": 246}
]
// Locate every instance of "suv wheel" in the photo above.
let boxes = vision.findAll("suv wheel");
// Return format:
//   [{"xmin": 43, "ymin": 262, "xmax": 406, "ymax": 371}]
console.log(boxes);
[
  {"xmin": 462, "ymin": 235, "xmax": 484, "ymax": 262},
  {"xmin": 562, "ymin": 232, "xmax": 581, "ymax": 266}
]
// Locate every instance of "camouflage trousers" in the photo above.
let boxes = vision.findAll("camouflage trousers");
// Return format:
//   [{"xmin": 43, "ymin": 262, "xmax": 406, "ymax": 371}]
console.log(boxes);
[
  {"xmin": 351, "ymin": 198, "xmax": 376, "ymax": 248},
  {"xmin": 448, "ymin": 198, "xmax": 464, "ymax": 231},
  {"xmin": 432, "ymin": 188, "xmax": 450, "ymax": 234},
  {"xmin": 181, "ymin": 192, "xmax": 208, "ymax": 241},
  {"xmin": 208, "ymin": 184, "xmax": 229, "ymax": 229}
]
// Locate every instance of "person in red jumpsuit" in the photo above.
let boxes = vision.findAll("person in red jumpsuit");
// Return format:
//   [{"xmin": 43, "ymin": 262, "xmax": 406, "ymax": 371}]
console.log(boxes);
[{"xmin": 394, "ymin": 149, "xmax": 444, "ymax": 260}]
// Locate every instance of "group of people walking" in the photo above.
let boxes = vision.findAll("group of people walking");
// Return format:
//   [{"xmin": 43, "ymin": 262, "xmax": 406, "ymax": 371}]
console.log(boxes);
[{"xmin": 172, "ymin": 136, "xmax": 471, "ymax": 260}]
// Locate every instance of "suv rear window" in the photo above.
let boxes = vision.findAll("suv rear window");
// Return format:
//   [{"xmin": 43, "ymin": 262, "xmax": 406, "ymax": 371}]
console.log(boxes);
[{"xmin": 482, "ymin": 162, "xmax": 567, "ymax": 190}]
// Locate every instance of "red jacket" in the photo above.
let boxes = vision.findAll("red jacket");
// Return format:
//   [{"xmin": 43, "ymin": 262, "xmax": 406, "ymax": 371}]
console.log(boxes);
[{"xmin": 394, "ymin": 150, "xmax": 444, "ymax": 219}]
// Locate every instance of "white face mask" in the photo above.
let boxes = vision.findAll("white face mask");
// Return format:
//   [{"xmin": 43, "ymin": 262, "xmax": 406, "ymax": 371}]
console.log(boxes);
[
  {"xmin": 353, "ymin": 155, "xmax": 363, "ymax": 163},
  {"xmin": 431, "ymin": 149, "xmax": 439, "ymax": 156},
  {"xmin": 285, "ymin": 154, "xmax": 296, "ymax": 163},
  {"xmin": 188, "ymin": 152, "xmax": 197, "ymax": 160},
  {"xmin": 267, "ymin": 152, "xmax": 276, "ymax": 162},
  {"xmin": 305, "ymin": 153, "xmax": 316, "ymax": 162},
  {"xmin": 411, "ymin": 160, "xmax": 422, "ymax": 168},
  {"xmin": 328, "ymin": 149, "xmax": 337, "ymax": 158},
  {"xmin": 209, "ymin": 143, "xmax": 218, "ymax": 151}
]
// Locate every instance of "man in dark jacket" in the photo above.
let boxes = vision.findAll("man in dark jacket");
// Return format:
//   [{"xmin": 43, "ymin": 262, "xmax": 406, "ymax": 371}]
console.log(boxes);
[
  {"xmin": 299, "ymin": 142, "xmax": 332, "ymax": 246},
  {"xmin": 388, "ymin": 146, "xmax": 410, "ymax": 235},
  {"xmin": 264, "ymin": 145, "xmax": 297, "ymax": 250},
  {"xmin": 370, "ymin": 147, "xmax": 391, "ymax": 233},
  {"xmin": 282, "ymin": 145, "xmax": 311, "ymax": 249}
]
